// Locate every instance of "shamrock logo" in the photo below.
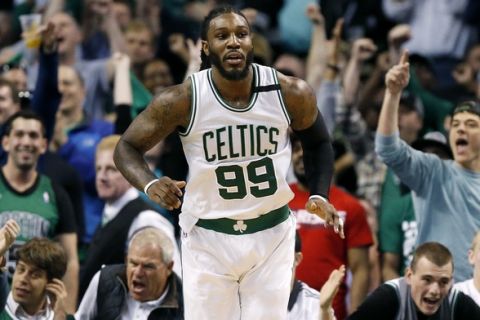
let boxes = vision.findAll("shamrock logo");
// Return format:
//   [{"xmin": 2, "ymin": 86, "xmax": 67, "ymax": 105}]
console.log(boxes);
[{"xmin": 233, "ymin": 220, "xmax": 247, "ymax": 233}]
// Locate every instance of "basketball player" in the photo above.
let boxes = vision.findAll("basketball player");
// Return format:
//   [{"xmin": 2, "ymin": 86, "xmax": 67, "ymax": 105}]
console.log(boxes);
[{"xmin": 114, "ymin": 6, "xmax": 342, "ymax": 320}]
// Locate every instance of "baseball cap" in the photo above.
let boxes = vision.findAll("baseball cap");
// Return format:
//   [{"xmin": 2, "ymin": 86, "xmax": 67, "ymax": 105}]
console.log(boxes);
[
  {"xmin": 453, "ymin": 101, "xmax": 480, "ymax": 117},
  {"xmin": 411, "ymin": 131, "xmax": 453, "ymax": 159},
  {"xmin": 399, "ymin": 89, "xmax": 424, "ymax": 118}
]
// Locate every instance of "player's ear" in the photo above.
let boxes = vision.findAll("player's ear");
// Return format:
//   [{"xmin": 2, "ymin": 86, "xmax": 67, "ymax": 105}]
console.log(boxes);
[
  {"xmin": 405, "ymin": 267, "xmax": 413, "ymax": 285},
  {"xmin": 202, "ymin": 40, "xmax": 209, "ymax": 56}
]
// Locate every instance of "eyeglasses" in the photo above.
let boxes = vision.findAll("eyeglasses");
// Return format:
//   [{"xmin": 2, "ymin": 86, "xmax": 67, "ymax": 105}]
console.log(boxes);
[{"xmin": 18, "ymin": 91, "xmax": 32, "ymax": 99}]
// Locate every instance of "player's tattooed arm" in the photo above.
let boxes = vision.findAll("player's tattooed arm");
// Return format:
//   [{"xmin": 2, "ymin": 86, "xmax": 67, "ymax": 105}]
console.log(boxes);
[
  {"xmin": 277, "ymin": 73, "xmax": 343, "ymax": 238},
  {"xmin": 114, "ymin": 80, "xmax": 191, "ymax": 201},
  {"xmin": 277, "ymin": 74, "xmax": 318, "ymax": 131}
]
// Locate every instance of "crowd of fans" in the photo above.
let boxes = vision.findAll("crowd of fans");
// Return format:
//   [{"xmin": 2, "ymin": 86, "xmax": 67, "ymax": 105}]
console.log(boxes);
[{"xmin": 0, "ymin": 0, "xmax": 479, "ymax": 319}]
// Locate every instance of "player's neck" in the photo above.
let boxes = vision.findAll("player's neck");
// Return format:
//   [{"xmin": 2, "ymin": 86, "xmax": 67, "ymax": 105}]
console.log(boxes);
[{"xmin": 211, "ymin": 68, "xmax": 253, "ymax": 108}]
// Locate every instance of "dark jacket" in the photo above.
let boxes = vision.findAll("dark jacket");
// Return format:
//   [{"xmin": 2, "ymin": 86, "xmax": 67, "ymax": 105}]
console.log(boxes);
[
  {"xmin": 79, "ymin": 197, "xmax": 150, "ymax": 298},
  {"xmin": 96, "ymin": 264, "xmax": 183, "ymax": 320}
]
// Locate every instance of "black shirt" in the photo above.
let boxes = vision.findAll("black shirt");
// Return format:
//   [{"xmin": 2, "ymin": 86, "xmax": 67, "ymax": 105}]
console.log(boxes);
[{"xmin": 347, "ymin": 283, "xmax": 480, "ymax": 320}]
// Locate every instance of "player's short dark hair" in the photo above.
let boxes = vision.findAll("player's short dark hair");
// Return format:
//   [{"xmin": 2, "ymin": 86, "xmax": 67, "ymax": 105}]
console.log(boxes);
[
  {"xmin": 16, "ymin": 238, "xmax": 67, "ymax": 281},
  {"xmin": 200, "ymin": 6, "xmax": 250, "ymax": 71},
  {"xmin": 410, "ymin": 242, "xmax": 453, "ymax": 272},
  {"xmin": 3, "ymin": 110, "xmax": 46, "ymax": 137}
]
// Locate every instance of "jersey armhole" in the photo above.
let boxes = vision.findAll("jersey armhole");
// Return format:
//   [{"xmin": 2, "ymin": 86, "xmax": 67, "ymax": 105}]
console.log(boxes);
[
  {"xmin": 271, "ymin": 68, "xmax": 291, "ymax": 125},
  {"xmin": 178, "ymin": 75, "xmax": 197, "ymax": 136},
  {"xmin": 449, "ymin": 288, "xmax": 459, "ymax": 319}
]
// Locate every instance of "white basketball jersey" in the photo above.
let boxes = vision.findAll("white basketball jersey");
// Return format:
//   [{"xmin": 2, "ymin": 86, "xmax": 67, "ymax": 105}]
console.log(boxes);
[{"xmin": 179, "ymin": 64, "xmax": 294, "ymax": 230}]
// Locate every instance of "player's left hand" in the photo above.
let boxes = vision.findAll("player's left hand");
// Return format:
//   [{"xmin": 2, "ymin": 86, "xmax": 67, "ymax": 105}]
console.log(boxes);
[{"xmin": 306, "ymin": 198, "xmax": 345, "ymax": 239}]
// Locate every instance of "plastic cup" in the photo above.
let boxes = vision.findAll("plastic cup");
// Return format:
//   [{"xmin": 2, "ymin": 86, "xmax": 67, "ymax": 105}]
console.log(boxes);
[{"xmin": 19, "ymin": 14, "xmax": 42, "ymax": 49}]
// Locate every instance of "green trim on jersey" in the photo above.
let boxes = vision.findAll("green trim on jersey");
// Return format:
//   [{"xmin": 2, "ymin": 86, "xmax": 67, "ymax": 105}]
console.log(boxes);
[
  {"xmin": 207, "ymin": 64, "xmax": 260, "ymax": 112},
  {"xmin": 271, "ymin": 69, "xmax": 291, "ymax": 125},
  {"xmin": 179, "ymin": 75, "xmax": 198, "ymax": 137}
]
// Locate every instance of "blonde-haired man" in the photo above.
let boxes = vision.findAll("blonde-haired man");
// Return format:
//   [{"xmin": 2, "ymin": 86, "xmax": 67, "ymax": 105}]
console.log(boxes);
[
  {"xmin": 454, "ymin": 231, "xmax": 480, "ymax": 305},
  {"xmin": 79, "ymin": 135, "xmax": 181, "ymax": 299}
]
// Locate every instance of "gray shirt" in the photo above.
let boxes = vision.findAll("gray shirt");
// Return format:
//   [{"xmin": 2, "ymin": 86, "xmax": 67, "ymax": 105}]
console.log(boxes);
[{"xmin": 375, "ymin": 132, "xmax": 480, "ymax": 281}]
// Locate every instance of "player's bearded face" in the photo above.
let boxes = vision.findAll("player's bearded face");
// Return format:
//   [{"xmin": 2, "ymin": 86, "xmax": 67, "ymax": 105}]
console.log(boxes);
[{"xmin": 209, "ymin": 47, "xmax": 254, "ymax": 81}]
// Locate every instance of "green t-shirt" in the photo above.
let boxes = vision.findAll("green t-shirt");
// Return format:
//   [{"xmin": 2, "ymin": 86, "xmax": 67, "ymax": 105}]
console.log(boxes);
[
  {"xmin": 0, "ymin": 172, "xmax": 60, "ymax": 280},
  {"xmin": 379, "ymin": 169, "xmax": 418, "ymax": 275},
  {"xmin": 0, "ymin": 309, "xmax": 13, "ymax": 320}
]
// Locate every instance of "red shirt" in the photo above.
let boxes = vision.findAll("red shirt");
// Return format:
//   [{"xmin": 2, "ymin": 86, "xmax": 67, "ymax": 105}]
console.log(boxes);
[{"xmin": 289, "ymin": 184, "xmax": 373, "ymax": 320}]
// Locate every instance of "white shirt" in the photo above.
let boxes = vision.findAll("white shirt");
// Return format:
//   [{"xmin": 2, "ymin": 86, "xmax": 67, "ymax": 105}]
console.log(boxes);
[
  {"xmin": 75, "ymin": 271, "xmax": 168, "ymax": 320},
  {"xmin": 102, "ymin": 187, "xmax": 182, "ymax": 277},
  {"xmin": 4, "ymin": 293, "xmax": 53, "ymax": 320},
  {"xmin": 288, "ymin": 282, "xmax": 320, "ymax": 320},
  {"xmin": 454, "ymin": 278, "xmax": 480, "ymax": 306},
  {"xmin": 287, "ymin": 281, "xmax": 336, "ymax": 320}
]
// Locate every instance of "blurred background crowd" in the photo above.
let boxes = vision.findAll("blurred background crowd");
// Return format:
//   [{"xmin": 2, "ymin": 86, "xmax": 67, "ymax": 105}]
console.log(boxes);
[{"xmin": 0, "ymin": 0, "xmax": 479, "ymax": 318}]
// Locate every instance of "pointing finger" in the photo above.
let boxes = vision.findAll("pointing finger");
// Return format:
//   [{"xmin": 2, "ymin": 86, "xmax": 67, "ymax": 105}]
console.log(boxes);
[{"xmin": 399, "ymin": 50, "xmax": 409, "ymax": 65}]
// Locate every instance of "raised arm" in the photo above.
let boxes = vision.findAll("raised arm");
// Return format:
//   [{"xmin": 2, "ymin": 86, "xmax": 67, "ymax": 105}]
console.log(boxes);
[
  {"xmin": 317, "ymin": 18, "xmax": 343, "ymax": 136},
  {"xmin": 114, "ymin": 82, "xmax": 191, "ymax": 210},
  {"xmin": 280, "ymin": 74, "xmax": 343, "ymax": 238},
  {"xmin": 305, "ymin": 3, "xmax": 328, "ymax": 89},
  {"xmin": 101, "ymin": 3, "xmax": 127, "ymax": 54},
  {"xmin": 183, "ymin": 38, "xmax": 202, "ymax": 81},
  {"xmin": 377, "ymin": 51, "xmax": 410, "ymax": 136},
  {"xmin": 347, "ymin": 247, "xmax": 370, "ymax": 313},
  {"xmin": 0, "ymin": 220, "xmax": 20, "ymax": 257},
  {"xmin": 31, "ymin": 22, "xmax": 60, "ymax": 142},
  {"xmin": 343, "ymin": 38, "xmax": 377, "ymax": 107},
  {"xmin": 319, "ymin": 265, "xmax": 346, "ymax": 320},
  {"xmin": 112, "ymin": 52, "xmax": 133, "ymax": 134}
]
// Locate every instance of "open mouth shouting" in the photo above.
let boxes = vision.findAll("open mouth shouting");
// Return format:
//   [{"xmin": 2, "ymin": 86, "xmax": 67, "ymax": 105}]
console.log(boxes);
[
  {"xmin": 422, "ymin": 296, "xmax": 441, "ymax": 313},
  {"xmin": 131, "ymin": 279, "xmax": 146, "ymax": 295},
  {"xmin": 455, "ymin": 137, "xmax": 469, "ymax": 155}
]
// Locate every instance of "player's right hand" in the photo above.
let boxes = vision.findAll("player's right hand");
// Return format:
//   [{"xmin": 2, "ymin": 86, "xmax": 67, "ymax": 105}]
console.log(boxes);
[
  {"xmin": 306, "ymin": 199, "xmax": 345, "ymax": 239},
  {"xmin": 146, "ymin": 177, "xmax": 187, "ymax": 210},
  {"xmin": 385, "ymin": 50, "xmax": 409, "ymax": 95}
]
